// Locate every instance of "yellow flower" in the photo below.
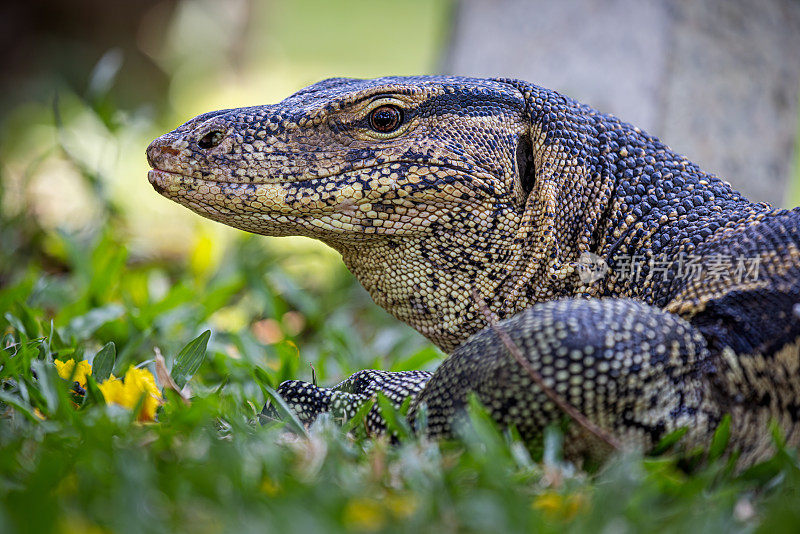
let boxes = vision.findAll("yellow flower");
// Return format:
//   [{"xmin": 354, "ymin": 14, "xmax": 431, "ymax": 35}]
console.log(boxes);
[
  {"xmin": 260, "ymin": 477, "xmax": 281, "ymax": 496},
  {"xmin": 343, "ymin": 498, "xmax": 386, "ymax": 532},
  {"xmin": 98, "ymin": 365, "xmax": 163, "ymax": 421},
  {"xmin": 532, "ymin": 491, "xmax": 588, "ymax": 522},
  {"xmin": 54, "ymin": 359, "xmax": 92, "ymax": 387},
  {"xmin": 385, "ymin": 493, "xmax": 419, "ymax": 519}
]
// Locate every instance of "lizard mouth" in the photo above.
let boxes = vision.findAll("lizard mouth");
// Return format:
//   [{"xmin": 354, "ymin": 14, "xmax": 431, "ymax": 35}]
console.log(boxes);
[
  {"xmin": 148, "ymin": 169, "xmax": 182, "ymax": 195},
  {"xmin": 147, "ymin": 166, "xmax": 398, "ymax": 240},
  {"xmin": 147, "ymin": 168, "xmax": 309, "ymax": 217},
  {"xmin": 149, "ymin": 159, "xmax": 498, "ymax": 188},
  {"xmin": 148, "ymin": 168, "xmax": 234, "ymax": 199}
]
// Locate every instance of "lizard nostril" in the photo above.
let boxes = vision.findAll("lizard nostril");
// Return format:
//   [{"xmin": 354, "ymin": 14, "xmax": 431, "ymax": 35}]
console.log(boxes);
[
  {"xmin": 197, "ymin": 130, "xmax": 225, "ymax": 149},
  {"xmin": 146, "ymin": 138, "xmax": 182, "ymax": 168}
]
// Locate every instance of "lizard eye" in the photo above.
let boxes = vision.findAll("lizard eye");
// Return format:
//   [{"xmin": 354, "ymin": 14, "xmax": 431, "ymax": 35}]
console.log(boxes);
[
  {"xmin": 197, "ymin": 130, "xmax": 224, "ymax": 149},
  {"xmin": 368, "ymin": 105, "xmax": 403, "ymax": 133}
]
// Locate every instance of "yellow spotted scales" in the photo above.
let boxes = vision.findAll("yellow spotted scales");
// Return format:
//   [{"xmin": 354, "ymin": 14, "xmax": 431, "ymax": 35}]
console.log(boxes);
[{"xmin": 147, "ymin": 76, "xmax": 800, "ymax": 466}]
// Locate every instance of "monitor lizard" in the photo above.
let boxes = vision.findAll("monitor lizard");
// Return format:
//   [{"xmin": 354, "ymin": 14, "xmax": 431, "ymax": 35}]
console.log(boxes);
[{"xmin": 146, "ymin": 76, "xmax": 800, "ymax": 465}]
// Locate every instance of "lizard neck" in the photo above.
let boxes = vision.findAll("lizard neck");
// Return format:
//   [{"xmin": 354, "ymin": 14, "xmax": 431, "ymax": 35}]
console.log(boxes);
[
  {"xmin": 338, "ymin": 201, "xmax": 551, "ymax": 353},
  {"xmin": 585, "ymin": 124, "xmax": 765, "ymax": 305}
]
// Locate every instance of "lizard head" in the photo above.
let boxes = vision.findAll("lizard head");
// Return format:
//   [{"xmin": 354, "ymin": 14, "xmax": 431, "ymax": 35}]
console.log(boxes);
[
  {"xmin": 146, "ymin": 76, "xmax": 533, "ymax": 239},
  {"xmin": 147, "ymin": 76, "xmax": 609, "ymax": 350}
]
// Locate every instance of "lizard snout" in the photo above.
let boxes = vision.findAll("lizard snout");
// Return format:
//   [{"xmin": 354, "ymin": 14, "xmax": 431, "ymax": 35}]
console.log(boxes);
[{"xmin": 145, "ymin": 135, "xmax": 182, "ymax": 170}]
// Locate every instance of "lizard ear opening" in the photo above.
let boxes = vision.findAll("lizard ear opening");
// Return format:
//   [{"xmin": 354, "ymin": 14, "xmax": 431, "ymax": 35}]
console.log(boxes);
[{"xmin": 514, "ymin": 131, "xmax": 536, "ymax": 205}]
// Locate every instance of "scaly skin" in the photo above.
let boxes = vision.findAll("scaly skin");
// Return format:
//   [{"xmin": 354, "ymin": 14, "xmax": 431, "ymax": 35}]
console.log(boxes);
[{"xmin": 147, "ymin": 76, "xmax": 800, "ymax": 465}]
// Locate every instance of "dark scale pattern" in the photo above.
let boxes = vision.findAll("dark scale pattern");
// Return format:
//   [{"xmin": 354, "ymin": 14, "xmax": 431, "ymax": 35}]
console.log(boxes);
[
  {"xmin": 272, "ymin": 370, "xmax": 432, "ymax": 435},
  {"xmin": 147, "ymin": 76, "xmax": 800, "ymax": 467},
  {"xmin": 408, "ymin": 299, "xmax": 717, "ymax": 453}
]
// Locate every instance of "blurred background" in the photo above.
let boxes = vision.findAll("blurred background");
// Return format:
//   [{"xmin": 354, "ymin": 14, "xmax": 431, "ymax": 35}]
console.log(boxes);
[
  {"xmin": 0, "ymin": 0, "xmax": 452, "ymax": 257},
  {"xmin": 1, "ymin": 0, "xmax": 799, "ymax": 378}
]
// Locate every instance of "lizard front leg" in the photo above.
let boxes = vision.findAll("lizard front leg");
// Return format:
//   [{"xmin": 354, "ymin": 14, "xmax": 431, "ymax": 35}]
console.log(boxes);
[{"xmin": 266, "ymin": 370, "xmax": 432, "ymax": 435}]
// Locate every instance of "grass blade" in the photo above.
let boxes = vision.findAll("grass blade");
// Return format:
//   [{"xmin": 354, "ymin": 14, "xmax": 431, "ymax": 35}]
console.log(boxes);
[
  {"xmin": 376, "ymin": 392, "xmax": 411, "ymax": 440},
  {"xmin": 92, "ymin": 342, "xmax": 116, "ymax": 381},
  {"xmin": 0, "ymin": 391, "xmax": 42, "ymax": 422},
  {"xmin": 257, "ymin": 380, "xmax": 308, "ymax": 438},
  {"xmin": 709, "ymin": 415, "xmax": 731, "ymax": 461},
  {"xmin": 170, "ymin": 330, "xmax": 211, "ymax": 390}
]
